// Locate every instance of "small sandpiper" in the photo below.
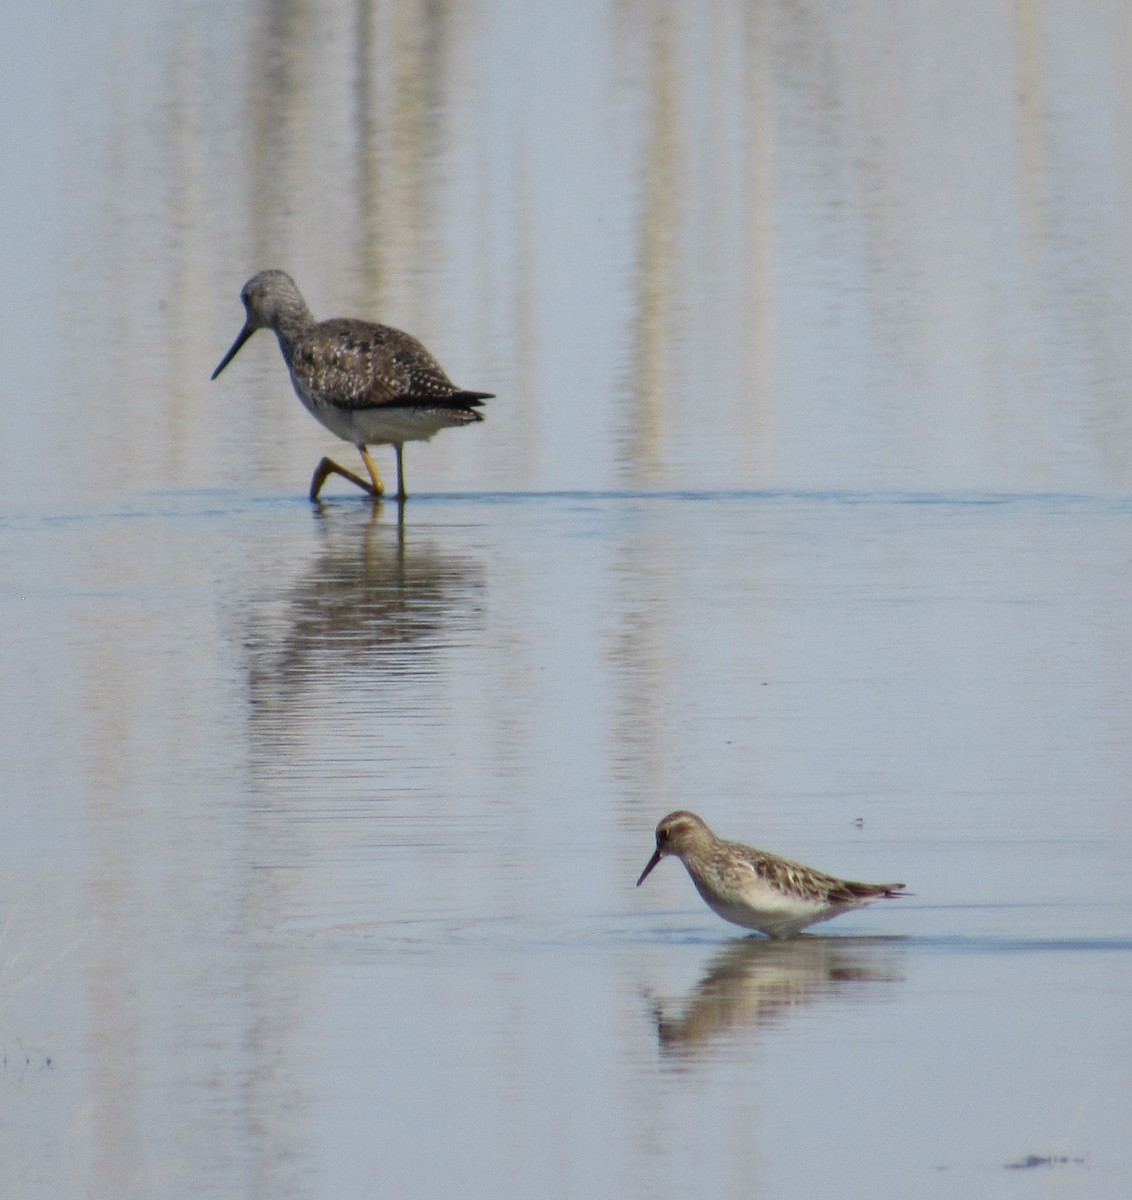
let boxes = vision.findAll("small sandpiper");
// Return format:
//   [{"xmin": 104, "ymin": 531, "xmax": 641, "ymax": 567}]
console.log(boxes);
[
  {"xmin": 211, "ymin": 269, "xmax": 492, "ymax": 501},
  {"xmin": 636, "ymin": 811, "xmax": 906, "ymax": 938}
]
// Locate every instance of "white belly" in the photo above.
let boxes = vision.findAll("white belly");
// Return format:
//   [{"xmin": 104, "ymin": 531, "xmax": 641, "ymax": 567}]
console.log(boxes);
[
  {"xmin": 290, "ymin": 374, "xmax": 470, "ymax": 447},
  {"xmin": 695, "ymin": 876, "xmax": 838, "ymax": 939}
]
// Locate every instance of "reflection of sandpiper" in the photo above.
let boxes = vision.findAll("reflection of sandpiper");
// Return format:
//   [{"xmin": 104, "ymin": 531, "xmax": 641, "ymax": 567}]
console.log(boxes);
[
  {"xmin": 212, "ymin": 270, "xmax": 492, "ymax": 501},
  {"xmin": 648, "ymin": 937, "xmax": 903, "ymax": 1058},
  {"xmin": 636, "ymin": 811, "xmax": 906, "ymax": 938}
]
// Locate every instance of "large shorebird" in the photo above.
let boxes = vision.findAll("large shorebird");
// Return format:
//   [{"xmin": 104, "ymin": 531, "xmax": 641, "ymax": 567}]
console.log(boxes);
[
  {"xmin": 636, "ymin": 811, "xmax": 906, "ymax": 938},
  {"xmin": 212, "ymin": 270, "xmax": 491, "ymax": 501}
]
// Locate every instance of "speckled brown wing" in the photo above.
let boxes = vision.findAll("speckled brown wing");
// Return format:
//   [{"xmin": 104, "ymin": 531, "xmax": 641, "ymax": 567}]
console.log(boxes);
[
  {"xmin": 289, "ymin": 319, "xmax": 493, "ymax": 412},
  {"xmin": 745, "ymin": 846, "xmax": 904, "ymax": 904},
  {"xmin": 744, "ymin": 850, "xmax": 829, "ymax": 900}
]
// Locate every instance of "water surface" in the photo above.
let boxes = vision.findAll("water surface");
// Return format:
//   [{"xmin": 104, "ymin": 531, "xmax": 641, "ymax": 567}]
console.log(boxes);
[{"xmin": 3, "ymin": 3, "xmax": 1132, "ymax": 1197}]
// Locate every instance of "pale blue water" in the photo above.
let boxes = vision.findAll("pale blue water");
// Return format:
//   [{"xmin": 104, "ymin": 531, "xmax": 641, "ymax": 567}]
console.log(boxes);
[{"xmin": 3, "ymin": 3, "xmax": 1132, "ymax": 1198}]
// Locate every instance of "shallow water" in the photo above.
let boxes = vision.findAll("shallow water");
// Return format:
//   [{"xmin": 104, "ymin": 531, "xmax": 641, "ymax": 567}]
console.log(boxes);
[{"xmin": 4, "ymin": 3, "xmax": 1132, "ymax": 1198}]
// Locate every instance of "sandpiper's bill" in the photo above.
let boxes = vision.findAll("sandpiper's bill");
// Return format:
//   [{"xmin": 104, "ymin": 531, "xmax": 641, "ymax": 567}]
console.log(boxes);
[
  {"xmin": 636, "ymin": 810, "xmax": 906, "ymax": 939},
  {"xmin": 211, "ymin": 270, "xmax": 492, "ymax": 501}
]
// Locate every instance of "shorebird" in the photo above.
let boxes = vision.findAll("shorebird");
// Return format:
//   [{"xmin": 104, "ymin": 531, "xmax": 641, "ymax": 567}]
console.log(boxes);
[
  {"xmin": 636, "ymin": 811, "xmax": 906, "ymax": 938},
  {"xmin": 211, "ymin": 270, "xmax": 492, "ymax": 501}
]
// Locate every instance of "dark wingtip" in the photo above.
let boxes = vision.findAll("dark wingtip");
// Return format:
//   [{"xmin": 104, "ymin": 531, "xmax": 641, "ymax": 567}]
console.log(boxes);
[{"xmin": 838, "ymin": 879, "xmax": 908, "ymax": 902}]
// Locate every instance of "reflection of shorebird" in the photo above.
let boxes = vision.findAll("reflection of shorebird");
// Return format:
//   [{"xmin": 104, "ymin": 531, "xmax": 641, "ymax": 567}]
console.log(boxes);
[
  {"xmin": 636, "ymin": 811, "xmax": 906, "ymax": 938},
  {"xmin": 649, "ymin": 938, "xmax": 903, "ymax": 1058},
  {"xmin": 211, "ymin": 270, "xmax": 492, "ymax": 501},
  {"xmin": 242, "ymin": 509, "xmax": 483, "ymax": 697}
]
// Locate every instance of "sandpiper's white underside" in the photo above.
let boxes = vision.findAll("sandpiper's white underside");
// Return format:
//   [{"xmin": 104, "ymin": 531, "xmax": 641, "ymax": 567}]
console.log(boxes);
[{"xmin": 694, "ymin": 878, "xmax": 858, "ymax": 938}]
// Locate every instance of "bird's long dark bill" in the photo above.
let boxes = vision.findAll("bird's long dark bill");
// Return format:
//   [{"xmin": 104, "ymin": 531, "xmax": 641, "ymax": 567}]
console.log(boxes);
[
  {"xmin": 211, "ymin": 323, "xmax": 254, "ymax": 380},
  {"xmin": 636, "ymin": 849, "xmax": 663, "ymax": 887}
]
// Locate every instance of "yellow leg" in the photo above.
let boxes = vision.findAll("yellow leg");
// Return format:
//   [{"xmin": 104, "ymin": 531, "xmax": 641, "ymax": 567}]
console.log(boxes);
[
  {"xmin": 358, "ymin": 446, "xmax": 387, "ymax": 497},
  {"xmin": 309, "ymin": 456, "xmax": 380, "ymax": 501}
]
